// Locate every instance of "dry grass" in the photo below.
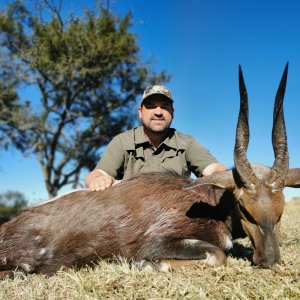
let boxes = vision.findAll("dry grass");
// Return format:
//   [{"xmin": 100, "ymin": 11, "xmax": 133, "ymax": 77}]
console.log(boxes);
[{"xmin": 1, "ymin": 200, "xmax": 299, "ymax": 300}]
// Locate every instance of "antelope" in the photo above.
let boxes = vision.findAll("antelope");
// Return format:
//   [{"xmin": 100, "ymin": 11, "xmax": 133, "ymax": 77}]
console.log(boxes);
[{"xmin": 0, "ymin": 64, "xmax": 299, "ymax": 279}]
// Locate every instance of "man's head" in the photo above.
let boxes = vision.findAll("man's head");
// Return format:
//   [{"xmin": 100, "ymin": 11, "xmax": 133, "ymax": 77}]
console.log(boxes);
[{"xmin": 139, "ymin": 85, "xmax": 174, "ymax": 134}]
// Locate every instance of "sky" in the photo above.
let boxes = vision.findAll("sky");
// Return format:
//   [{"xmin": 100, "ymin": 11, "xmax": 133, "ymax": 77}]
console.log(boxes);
[{"xmin": 1, "ymin": 0, "xmax": 300, "ymax": 204}]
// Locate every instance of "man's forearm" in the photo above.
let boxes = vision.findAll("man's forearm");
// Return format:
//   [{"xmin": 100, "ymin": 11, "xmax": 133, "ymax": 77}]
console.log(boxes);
[{"xmin": 202, "ymin": 163, "xmax": 227, "ymax": 176}]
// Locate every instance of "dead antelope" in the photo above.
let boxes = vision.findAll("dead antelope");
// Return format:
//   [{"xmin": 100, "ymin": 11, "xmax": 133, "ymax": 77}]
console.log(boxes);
[
  {"xmin": 0, "ymin": 64, "xmax": 300, "ymax": 279},
  {"xmin": 186, "ymin": 62, "xmax": 300, "ymax": 267}
]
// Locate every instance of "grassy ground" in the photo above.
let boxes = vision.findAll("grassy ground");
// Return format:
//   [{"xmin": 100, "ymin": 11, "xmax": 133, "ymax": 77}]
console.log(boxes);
[{"xmin": 0, "ymin": 200, "xmax": 299, "ymax": 299}]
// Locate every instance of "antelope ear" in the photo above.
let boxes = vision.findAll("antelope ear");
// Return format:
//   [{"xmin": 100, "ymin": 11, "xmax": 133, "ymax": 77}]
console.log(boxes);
[
  {"xmin": 183, "ymin": 170, "xmax": 235, "ymax": 206},
  {"xmin": 185, "ymin": 184, "xmax": 228, "ymax": 206},
  {"xmin": 284, "ymin": 168, "xmax": 300, "ymax": 188},
  {"xmin": 184, "ymin": 170, "xmax": 235, "ymax": 190}
]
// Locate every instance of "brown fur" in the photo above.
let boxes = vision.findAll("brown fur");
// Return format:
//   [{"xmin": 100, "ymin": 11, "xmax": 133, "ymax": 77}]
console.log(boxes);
[
  {"xmin": 0, "ymin": 172, "xmax": 241, "ymax": 276},
  {"xmin": 2, "ymin": 64, "xmax": 298, "ymax": 277}
]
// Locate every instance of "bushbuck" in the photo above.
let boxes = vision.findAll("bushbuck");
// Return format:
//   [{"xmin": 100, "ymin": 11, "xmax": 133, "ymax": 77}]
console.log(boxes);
[{"xmin": 0, "ymin": 63, "xmax": 299, "ymax": 279}]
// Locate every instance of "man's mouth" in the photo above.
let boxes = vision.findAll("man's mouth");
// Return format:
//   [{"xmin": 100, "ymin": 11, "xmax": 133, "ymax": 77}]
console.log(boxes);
[{"xmin": 151, "ymin": 118, "xmax": 165, "ymax": 121}]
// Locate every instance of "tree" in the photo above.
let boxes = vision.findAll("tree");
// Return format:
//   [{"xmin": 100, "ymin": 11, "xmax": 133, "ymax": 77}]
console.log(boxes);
[
  {"xmin": 0, "ymin": 190, "xmax": 28, "ymax": 223},
  {"xmin": 0, "ymin": 1, "xmax": 169, "ymax": 197},
  {"xmin": 0, "ymin": 50, "xmax": 27, "ymax": 150}
]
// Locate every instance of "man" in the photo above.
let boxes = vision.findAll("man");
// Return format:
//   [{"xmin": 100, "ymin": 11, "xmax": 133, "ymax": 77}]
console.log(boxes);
[{"xmin": 86, "ymin": 85, "xmax": 226, "ymax": 191}]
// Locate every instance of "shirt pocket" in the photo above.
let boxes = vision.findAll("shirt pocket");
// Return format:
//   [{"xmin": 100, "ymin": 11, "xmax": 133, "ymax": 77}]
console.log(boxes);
[
  {"xmin": 161, "ymin": 150, "xmax": 189, "ymax": 177},
  {"xmin": 123, "ymin": 151, "xmax": 146, "ymax": 179}
]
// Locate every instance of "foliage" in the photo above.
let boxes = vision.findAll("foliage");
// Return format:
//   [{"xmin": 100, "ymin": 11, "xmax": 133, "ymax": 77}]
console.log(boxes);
[
  {"xmin": 0, "ymin": 200, "xmax": 299, "ymax": 299},
  {"xmin": 0, "ymin": 0, "xmax": 169, "ymax": 196},
  {"xmin": 0, "ymin": 190, "xmax": 28, "ymax": 223}
]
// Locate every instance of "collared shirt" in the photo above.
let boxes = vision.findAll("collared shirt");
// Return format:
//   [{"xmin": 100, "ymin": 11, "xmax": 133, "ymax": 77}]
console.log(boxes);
[{"xmin": 96, "ymin": 126, "xmax": 218, "ymax": 179}]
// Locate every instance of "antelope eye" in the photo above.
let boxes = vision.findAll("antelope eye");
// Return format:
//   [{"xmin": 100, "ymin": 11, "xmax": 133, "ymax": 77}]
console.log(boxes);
[{"xmin": 238, "ymin": 204, "xmax": 257, "ymax": 225}]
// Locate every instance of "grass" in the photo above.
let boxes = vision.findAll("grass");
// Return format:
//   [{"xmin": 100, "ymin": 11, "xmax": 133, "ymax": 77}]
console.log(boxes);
[{"xmin": 0, "ymin": 200, "xmax": 299, "ymax": 299}]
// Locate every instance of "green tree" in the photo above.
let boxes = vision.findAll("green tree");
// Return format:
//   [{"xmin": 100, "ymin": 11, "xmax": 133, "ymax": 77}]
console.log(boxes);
[
  {"xmin": 0, "ymin": 1, "xmax": 169, "ymax": 197},
  {"xmin": 0, "ymin": 50, "xmax": 27, "ymax": 150},
  {"xmin": 0, "ymin": 190, "xmax": 28, "ymax": 223}
]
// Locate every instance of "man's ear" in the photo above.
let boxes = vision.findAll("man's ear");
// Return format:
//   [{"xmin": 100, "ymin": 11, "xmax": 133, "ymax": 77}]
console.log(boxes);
[{"xmin": 138, "ymin": 106, "xmax": 142, "ymax": 119}]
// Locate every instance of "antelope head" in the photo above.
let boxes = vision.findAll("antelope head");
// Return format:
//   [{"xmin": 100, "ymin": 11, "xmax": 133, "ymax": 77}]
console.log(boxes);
[{"xmin": 186, "ymin": 63, "xmax": 300, "ymax": 268}]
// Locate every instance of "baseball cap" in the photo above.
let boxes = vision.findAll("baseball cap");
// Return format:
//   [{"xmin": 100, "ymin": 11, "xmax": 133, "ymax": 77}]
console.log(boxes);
[{"xmin": 141, "ymin": 85, "xmax": 173, "ymax": 104}]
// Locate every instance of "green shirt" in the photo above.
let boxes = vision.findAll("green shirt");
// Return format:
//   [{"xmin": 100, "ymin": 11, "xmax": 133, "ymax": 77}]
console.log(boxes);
[{"xmin": 96, "ymin": 126, "xmax": 218, "ymax": 179}]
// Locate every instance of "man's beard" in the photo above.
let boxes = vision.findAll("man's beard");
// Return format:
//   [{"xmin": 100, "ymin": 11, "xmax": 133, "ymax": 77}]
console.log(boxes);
[{"xmin": 142, "ymin": 119, "xmax": 171, "ymax": 134}]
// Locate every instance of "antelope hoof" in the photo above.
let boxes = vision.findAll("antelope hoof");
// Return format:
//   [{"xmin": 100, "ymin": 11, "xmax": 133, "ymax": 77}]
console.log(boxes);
[{"xmin": 134, "ymin": 260, "xmax": 170, "ymax": 272}]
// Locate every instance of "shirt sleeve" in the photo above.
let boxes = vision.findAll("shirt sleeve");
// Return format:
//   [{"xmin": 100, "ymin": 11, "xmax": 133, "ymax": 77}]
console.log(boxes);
[
  {"xmin": 95, "ymin": 136, "xmax": 125, "ymax": 178},
  {"xmin": 186, "ymin": 138, "xmax": 218, "ymax": 177}
]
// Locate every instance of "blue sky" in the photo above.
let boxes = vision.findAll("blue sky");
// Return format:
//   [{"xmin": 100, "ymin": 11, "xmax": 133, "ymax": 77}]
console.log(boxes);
[{"xmin": 1, "ymin": 0, "xmax": 300, "ymax": 204}]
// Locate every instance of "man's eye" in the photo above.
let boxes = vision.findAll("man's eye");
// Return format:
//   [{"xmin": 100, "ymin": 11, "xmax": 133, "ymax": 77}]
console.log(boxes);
[{"xmin": 145, "ymin": 104, "xmax": 156, "ymax": 109}]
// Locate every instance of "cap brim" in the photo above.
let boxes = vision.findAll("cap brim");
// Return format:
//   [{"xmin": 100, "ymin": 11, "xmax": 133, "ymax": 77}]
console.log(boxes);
[{"xmin": 141, "ymin": 92, "xmax": 173, "ymax": 104}]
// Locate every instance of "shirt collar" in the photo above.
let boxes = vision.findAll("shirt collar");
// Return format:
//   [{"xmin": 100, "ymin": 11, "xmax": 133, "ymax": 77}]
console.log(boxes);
[
  {"xmin": 135, "ymin": 126, "xmax": 179, "ymax": 149},
  {"xmin": 134, "ymin": 126, "xmax": 149, "ymax": 145},
  {"xmin": 160, "ymin": 128, "xmax": 177, "ymax": 150}
]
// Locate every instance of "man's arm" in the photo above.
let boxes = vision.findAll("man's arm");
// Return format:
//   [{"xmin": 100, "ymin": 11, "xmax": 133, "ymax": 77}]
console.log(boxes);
[
  {"xmin": 85, "ymin": 169, "xmax": 116, "ymax": 191},
  {"xmin": 85, "ymin": 135, "xmax": 125, "ymax": 191},
  {"xmin": 202, "ymin": 162, "xmax": 227, "ymax": 176},
  {"xmin": 186, "ymin": 138, "xmax": 227, "ymax": 177}
]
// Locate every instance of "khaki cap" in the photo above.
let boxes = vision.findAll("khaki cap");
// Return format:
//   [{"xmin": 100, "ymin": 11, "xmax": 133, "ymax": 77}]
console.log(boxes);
[{"xmin": 141, "ymin": 85, "xmax": 173, "ymax": 104}]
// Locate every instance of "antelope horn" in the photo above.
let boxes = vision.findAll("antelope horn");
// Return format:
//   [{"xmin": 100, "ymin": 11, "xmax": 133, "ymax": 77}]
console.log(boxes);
[
  {"xmin": 234, "ymin": 65, "xmax": 258, "ymax": 191},
  {"xmin": 267, "ymin": 63, "xmax": 289, "ymax": 191}
]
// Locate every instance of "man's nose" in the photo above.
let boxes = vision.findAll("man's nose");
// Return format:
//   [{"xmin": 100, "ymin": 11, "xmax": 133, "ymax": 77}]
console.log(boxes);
[{"xmin": 153, "ymin": 106, "xmax": 163, "ymax": 114}]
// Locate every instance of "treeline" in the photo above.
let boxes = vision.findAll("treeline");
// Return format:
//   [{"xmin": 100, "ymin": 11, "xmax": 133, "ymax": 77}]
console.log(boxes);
[{"xmin": 0, "ymin": 191, "xmax": 27, "ymax": 224}]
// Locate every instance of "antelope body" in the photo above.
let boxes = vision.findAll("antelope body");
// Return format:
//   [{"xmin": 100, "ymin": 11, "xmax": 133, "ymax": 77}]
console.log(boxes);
[{"xmin": 1, "ymin": 64, "xmax": 300, "ymax": 278}]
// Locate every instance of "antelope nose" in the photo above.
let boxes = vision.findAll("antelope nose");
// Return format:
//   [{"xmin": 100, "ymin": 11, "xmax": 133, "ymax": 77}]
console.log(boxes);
[{"xmin": 254, "ymin": 255, "xmax": 281, "ymax": 268}]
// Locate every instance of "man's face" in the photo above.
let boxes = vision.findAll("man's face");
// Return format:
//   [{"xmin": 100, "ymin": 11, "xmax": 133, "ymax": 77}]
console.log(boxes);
[{"xmin": 138, "ymin": 95, "xmax": 174, "ymax": 134}]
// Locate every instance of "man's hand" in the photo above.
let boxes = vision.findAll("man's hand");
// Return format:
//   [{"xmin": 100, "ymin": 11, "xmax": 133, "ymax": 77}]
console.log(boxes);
[
  {"xmin": 85, "ymin": 169, "xmax": 115, "ymax": 191},
  {"xmin": 202, "ymin": 163, "xmax": 227, "ymax": 176}
]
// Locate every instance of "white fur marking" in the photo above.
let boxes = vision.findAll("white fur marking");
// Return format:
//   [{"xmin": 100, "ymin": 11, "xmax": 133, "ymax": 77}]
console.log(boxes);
[
  {"xmin": 182, "ymin": 239, "xmax": 199, "ymax": 247},
  {"xmin": 157, "ymin": 262, "xmax": 170, "ymax": 272},
  {"xmin": 141, "ymin": 262, "xmax": 156, "ymax": 271},
  {"xmin": 39, "ymin": 248, "xmax": 47, "ymax": 256},
  {"xmin": 21, "ymin": 263, "xmax": 33, "ymax": 272},
  {"xmin": 0, "ymin": 257, "xmax": 7, "ymax": 265},
  {"xmin": 237, "ymin": 189, "xmax": 244, "ymax": 199},
  {"xmin": 224, "ymin": 236, "xmax": 233, "ymax": 251},
  {"xmin": 205, "ymin": 254, "xmax": 218, "ymax": 266},
  {"xmin": 258, "ymin": 225, "xmax": 265, "ymax": 235}
]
